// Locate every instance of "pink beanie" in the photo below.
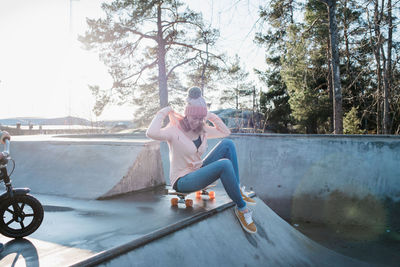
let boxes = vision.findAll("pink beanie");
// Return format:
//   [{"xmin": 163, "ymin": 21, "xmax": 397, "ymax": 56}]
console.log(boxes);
[{"xmin": 184, "ymin": 87, "xmax": 208, "ymax": 117}]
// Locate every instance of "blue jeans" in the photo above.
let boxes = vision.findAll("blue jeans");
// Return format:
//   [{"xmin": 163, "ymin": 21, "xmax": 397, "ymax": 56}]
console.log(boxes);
[{"xmin": 175, "ymin": 139, "xmax": 247, "ymax": 210}]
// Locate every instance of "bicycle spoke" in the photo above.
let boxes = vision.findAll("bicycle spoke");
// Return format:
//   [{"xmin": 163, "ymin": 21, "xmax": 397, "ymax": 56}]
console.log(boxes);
[
  {"xmin": 20, "ymin": 221, "xmax": 25, "ymax": 229},
  {"xmin": 20, "ymin": 203, "xmax": 26, "ymax": 210},
  {"xmin": 13, "ymin": 204, "xmax": 21, "ymax": 214},
  {"xmin": 25, "ymin": 214, "xmax": 34, "ymax": 217},
  {"xmin": 6, "ymin": 208, "xmax": 14, "ymax": 214},
  {"xmin": 6, "ymin": 218, "xmax": 15, "ymax": 226}
]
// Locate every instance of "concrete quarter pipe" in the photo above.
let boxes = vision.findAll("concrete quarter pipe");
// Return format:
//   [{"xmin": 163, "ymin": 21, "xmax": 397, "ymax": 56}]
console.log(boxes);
[{"xmin": 74, "ymin": 197, "xmax": 369, "ymax": 267}]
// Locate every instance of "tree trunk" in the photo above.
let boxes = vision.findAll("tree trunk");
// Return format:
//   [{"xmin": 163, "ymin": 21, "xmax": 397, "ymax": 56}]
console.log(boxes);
[
  {"xmin": 235, "ymin": 88, "xmax": 239, "ymax": 110},
  {"xmin": 343, "ymin": 0, "xmax": 351, "ymax": 76},
  {"xmin": 200, "ymin": 43, "xmax": 209, "ymax": 96},
  {"xmin": 384, "ymin": 0, "xmax": 392, "ymax": 134},
  {"xmin": 374, "ymin": 0, "xmax": 382, "ymax": 134},
  {"xmin": 326, "ymin": 0, "xmax": 343, "ymax": 134},
  {"xmin": 157, "ymin": 4, "xmax": 168, "ymax": 108},
  {"xmin": 327, "ymin": 37, "xmax": 334, "ymax": 133},
  {"xmin": 289, "ymin": 0, "xmax": 294, "ymax": 24}
]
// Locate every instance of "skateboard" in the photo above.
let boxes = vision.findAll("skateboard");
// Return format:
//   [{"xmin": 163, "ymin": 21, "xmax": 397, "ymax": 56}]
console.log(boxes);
[{"xmin": 168, "ymin": 184, "xmax": 216, "ymax": 208}]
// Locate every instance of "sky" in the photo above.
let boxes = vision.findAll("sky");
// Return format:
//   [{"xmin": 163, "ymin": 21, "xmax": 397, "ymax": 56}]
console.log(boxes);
[{"xmin": 0, "ymin": 0, "xmax": 266, "ymax": 121}]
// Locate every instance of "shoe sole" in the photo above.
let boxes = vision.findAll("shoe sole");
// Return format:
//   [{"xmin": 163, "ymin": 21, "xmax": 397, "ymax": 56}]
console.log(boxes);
[
  {"xmin": 234, "ymin": 208, "xmax": 257, "ymax": 234},
  {"xmin": 241, "ymin": 191, "xmax": 256, "ymax": 206},
  {"xmin": 244, "ymin": 199, "xmax": 256, "ymax": 206}
]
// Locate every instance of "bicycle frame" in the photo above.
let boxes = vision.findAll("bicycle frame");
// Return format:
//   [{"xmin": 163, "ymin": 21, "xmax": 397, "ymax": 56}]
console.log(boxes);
[
  {"xmin": 0, "ymin": 140, "xmax": 30, "ymax": 200},
  {"xmin": 0, "ymin": 167, "xmax": 30, "ymax": 201},
  {"xmin": 0, "ymin": 137, "xmax": 44, "ymax": 239}
]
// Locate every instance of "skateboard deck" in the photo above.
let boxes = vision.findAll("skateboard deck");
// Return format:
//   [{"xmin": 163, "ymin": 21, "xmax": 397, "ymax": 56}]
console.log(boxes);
[{"xmin": 168, "ymin": 184, "xmax": 216, "ymax": 207}]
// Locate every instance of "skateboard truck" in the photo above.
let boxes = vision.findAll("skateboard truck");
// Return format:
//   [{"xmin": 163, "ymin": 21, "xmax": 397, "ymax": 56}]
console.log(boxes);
[
  {"xmin": 170, "ymin": 194, "xmax": 193, "ymax": 208},
  {"xmin": 169, "ymin": 184, "xmax": 216, "ymax": 208},
  {"xmin": 195, "ymin": 189, "xmax": 215, "ymax": 199}
]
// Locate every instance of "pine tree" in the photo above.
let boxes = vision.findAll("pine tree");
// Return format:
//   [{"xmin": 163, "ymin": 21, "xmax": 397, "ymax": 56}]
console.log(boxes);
[
  {"xmin": 344, "ymin": 106, "xmax": 363, "ymax": 134},
  {"xmin": 320, "ymin": 0, "xmax": 343, "ymax": 134},
  {"xmin": 281, "ymin": 10, "xmax": 331, "ymax": 134},
  {"xmin": 219, "ymin": 55, "xmax": 253, "ymax": 110},
  {"xmin": 79, "ymin": 0, "xmax": 220, "ymax": 121},
  {"xmin": 255, "ymin": 0, "xmax": 299, "ymax": 132}
]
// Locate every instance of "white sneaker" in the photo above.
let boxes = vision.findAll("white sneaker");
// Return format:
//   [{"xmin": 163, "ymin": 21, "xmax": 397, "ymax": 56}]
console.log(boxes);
[
  {"xmin": 234, "ymin": 207, "xmax": 257, "ymax": 234},
  {"xmin": 241, "ymin": 186, "xmax": 256, "ymax": 206}
]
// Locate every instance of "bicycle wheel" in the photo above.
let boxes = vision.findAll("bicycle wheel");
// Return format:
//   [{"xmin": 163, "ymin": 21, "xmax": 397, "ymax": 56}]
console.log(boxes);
[{"xmin": 0, "ymin": 194, "xmax": 44, "ymax": 238}]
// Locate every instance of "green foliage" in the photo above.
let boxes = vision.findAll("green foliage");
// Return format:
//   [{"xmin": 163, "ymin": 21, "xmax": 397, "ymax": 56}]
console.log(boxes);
[
  {"xmin": 281, "ymin": 24, "xmax": 330, "ymax": 133},
  {"xmin": 335, "ymin": 0, "xmax": 376, "ymax": 133},
  {"xmin": 255, "ymin": 0, "xmax": 300, "ymax": 133},
  {"xmin": 80, "ymin": 0, "xmax": 220, "ymax": 122},
  {"xmin": 219, "ymin": 55, "xmax": 254, "ymax": 110},
  {"xmin": 256, "ymin": 58, "xmax": 293, "ymax": 133},
  {"xmin": 255, "ymin": 0, "xmax": 400, "ymax": 134},
  {"xmin": 259, "ymin": 86, "xmax": 292, "ymax": 133},
  {"xmin": 344, "ymin": 107, "xmax": 363, "ymax": 134}
]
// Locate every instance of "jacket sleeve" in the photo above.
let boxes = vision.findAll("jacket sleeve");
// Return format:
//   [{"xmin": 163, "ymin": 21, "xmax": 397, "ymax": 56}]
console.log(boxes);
[
  {"xmin": 204, "ymin": 112, "xmax": 231, "ymax": 139},
  {"xmin": 146, "ymin": 106, "xmax": 173, "ymax": 141}
]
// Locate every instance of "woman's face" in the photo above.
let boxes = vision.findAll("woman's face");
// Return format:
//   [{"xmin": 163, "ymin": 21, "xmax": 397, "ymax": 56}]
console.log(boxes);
[{"xmin": 187, "ymin": 115, "xmax": 205, "ymax": 131}]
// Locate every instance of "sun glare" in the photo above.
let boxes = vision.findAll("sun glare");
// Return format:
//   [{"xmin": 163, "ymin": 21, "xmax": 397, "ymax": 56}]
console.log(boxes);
[{"xmin": 0, "ymin": 0, "xmax": 126, "ymax": 121}]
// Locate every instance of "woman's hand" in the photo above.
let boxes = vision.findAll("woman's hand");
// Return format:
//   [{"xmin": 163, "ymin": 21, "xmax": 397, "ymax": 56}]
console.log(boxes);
[
  {"xmin": 0, "ymin": 131, "xmax": 10, "ymax": 144},
  {"xmin": 205, "ymin": 111, "xmax": 216, "ymax": 121},
  {"xmin": 159, "ymin": 106, "xmax": 173, "ymax": 116}
]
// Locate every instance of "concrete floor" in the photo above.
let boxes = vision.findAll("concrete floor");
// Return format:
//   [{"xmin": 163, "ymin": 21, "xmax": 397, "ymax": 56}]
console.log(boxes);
[
  {"xmin": 0, "ymin": 186, "xmax": 395, "ymax": 267},
  {"xmin": 0, "ymin": 186, "xmax": 232, "ymax": 266}
]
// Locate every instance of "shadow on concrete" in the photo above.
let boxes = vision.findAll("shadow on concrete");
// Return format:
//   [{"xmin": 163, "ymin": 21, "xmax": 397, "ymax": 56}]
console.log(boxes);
[{"xmin": 0, "ymin": 239, "xmax": 39, "ymax": 267}]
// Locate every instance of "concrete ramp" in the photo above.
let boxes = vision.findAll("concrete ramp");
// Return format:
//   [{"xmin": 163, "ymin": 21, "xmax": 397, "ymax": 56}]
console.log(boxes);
[
  {"xmin": 228, "ymin": 134, "xmax": 400, "ymax": 227},
  {"xmin": 10, "ymin": 136, "xmax": 164, "ymax": 199},
  {"xmin": 72, "ymin": 197, "xmax": 368, "ymax": 267}
]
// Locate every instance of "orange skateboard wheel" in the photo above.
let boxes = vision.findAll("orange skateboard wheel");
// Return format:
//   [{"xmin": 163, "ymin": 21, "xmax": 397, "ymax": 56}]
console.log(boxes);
[
  {"xmin": 209, "ymin": 191, "xmax": 215, "ymax": 199},
  {"xmin": 171, "ymin": 198, "xmax": 178, "ymax": 206},
  {"xmin": 195, "ymin": 191, "xmax": 202, "ymax": 198},
  {"xmin": 185, "ymin": 199, "xmax": 193, "ymax": 207}
]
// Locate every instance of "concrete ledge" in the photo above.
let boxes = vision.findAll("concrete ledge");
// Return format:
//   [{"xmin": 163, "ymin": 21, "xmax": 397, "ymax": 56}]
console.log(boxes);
[
  {"xmin": 100, "ymin": 142, "xmax": 164, "ymax": 199},
  {"xmin": 10, "ymin": 136, "xmax": 164, "ymax": 199},
  {"xmin": 233, "ymin": 133, "xmax": 400, "ymax": 139}
]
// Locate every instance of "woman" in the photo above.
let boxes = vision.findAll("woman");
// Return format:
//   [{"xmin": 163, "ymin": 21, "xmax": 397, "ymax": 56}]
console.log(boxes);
[{"xmin": 146, "ymin": 87, "xmax": 256, "ymax": 234}]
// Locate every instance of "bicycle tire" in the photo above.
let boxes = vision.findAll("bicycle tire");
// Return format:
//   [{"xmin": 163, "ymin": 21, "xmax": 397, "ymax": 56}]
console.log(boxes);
[{"xmin": 0, "ymin": 194, "xmax": 44, "ymax": 238}]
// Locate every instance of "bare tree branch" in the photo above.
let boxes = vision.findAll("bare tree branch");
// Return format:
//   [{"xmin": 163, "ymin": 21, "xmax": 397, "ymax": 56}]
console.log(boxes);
[
  {"xmin": 119, "ymin": 59, "xmax": 158, "ymax": 83},
  {"xmin": 167, "ymin": 56, "xmax": 198, "ymax": 79},
  {"xmin": 162, "ymin": 20, "xmax": 203, "ymax": 33},
  {"xmin": 302, "ymin": 18, "xmax": 323, "ymax": 35},
  {"xmin": 166, "ymin": 41, "xmax": 223, "ymax": 60},
  {"xmin": 120, "ymin": 26, "xmax": 157, "ymax": 41}
]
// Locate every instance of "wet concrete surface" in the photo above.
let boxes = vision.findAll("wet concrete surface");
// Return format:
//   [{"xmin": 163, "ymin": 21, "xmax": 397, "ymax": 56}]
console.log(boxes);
[
  {"xmin": 0, "ymin": 186, "xmax": 395, "ymax": 267},
  {"xmin": 96, "ymin": 197, "xmax": 369, "ymax": 267},
  {"xmin": 0, "ymin": 185, "xmax": 232, "ymax": 266},
  {"xmin": 293, "ymin": 221, "xmax": 400, "ymax": 267}
]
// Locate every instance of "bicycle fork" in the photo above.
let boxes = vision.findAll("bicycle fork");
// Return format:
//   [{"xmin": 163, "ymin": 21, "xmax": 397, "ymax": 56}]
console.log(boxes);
[{"xmin": 1, "ymin": 167, "xmax": 14, "ymax": 198}]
